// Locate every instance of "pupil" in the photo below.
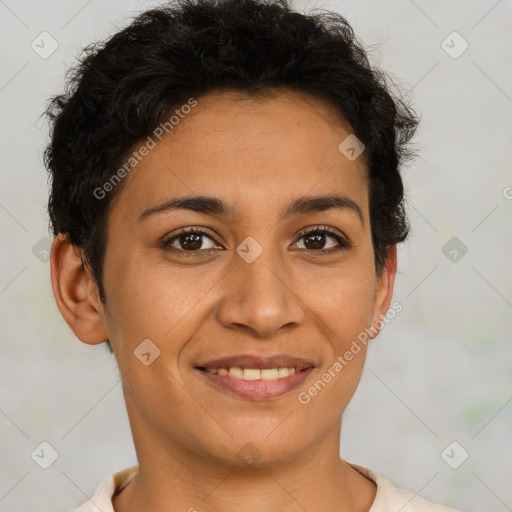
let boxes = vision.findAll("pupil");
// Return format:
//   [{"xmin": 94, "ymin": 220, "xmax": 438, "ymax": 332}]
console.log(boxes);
[
  {"xmin": 182, "ymin": 233, "xmax": 202, "ymax": 250},
  {"xmin": 305, "ymin": 233, "xmax": 324, "ymax": 250}
]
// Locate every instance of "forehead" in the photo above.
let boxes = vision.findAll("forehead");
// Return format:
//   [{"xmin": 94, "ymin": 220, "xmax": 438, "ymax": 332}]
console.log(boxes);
[{"xmin": 109, "ymin": 89, "xmax": 369, "ymax": 221}]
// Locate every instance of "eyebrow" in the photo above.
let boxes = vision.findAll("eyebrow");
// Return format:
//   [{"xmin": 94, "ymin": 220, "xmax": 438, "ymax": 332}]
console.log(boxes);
[{"xmin": 137, "ymin": 194, "xmax": 364, "ymax": 227}]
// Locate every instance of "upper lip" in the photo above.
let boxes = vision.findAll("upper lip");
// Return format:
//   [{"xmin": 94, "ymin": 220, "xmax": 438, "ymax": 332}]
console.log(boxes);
[{"xmin": 195, "ymin": 354, "xmax": 315, "ymax": 371}]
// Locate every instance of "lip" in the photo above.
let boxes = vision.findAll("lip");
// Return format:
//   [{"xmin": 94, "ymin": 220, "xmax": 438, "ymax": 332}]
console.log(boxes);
[
  {"xmin": 196, "ymin": 366, "xmax": 315, "ymax": 400},
  {"xmin": 194, "ymin": 354, "xmax": 316, "ymax": 400}
]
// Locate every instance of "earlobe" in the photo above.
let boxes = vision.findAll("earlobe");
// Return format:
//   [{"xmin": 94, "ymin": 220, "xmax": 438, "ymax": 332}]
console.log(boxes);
[
  {"xmin": 50, "ymin": 234, "xmax": 109, "ymax": 345},
  {"xmin": 369, "ymin": 245, "xmax": 398, "ymax": 339}
]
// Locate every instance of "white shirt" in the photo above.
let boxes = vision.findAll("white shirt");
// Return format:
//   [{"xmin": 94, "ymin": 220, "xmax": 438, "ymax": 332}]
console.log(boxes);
[{"xmin": 72, "ymin": 463, "xmax": 461, "ymax": 511}]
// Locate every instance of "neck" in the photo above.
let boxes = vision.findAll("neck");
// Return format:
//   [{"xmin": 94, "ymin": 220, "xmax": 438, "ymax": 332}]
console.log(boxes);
[{"xmin": 113, "ymin": 392, "xmax": 376, "ymax": 512}]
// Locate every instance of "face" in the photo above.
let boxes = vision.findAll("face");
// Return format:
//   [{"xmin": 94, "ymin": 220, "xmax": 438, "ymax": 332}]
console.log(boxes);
[{"xmin": 67, "ymin": 89, "xmax": 395, "ymax": 468}]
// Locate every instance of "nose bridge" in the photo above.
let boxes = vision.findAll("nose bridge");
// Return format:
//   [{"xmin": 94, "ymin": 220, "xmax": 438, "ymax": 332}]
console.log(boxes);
[{"xmin": 216, "ymin": 238, "xmax": 304, "ymax": 337}]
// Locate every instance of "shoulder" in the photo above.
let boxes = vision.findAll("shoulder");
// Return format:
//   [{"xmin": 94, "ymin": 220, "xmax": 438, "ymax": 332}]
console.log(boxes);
[
  {"xmin": 349, "ymin": 463, "xmax": 462, "ymax": 512},
  {"xmin": 71, "ymin": 464, "xmax": 139, "ymax": 512}
]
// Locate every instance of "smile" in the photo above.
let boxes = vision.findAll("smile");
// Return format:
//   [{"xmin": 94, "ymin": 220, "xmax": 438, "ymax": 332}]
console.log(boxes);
[
  {"xmin": 195, "ymin": 366, "xmax": 315, "ymax": 399},
  {"xmin": 203, "ymin": 366, "xmax": 298, "ymax": 379}
]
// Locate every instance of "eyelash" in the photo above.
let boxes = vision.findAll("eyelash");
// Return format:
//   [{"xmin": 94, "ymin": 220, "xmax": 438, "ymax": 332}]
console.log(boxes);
[{"xmin": 160, "ymin": 225, "xmax": 353, "ymax": 257}]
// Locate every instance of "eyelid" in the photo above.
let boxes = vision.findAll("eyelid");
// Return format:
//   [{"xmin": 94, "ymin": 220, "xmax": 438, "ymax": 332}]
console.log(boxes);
[
  {"xmin": 296, "ymin": 224, "xmax": 348, "ymax": 241},
  {"xmin": 161, "ymin": 226, "xmax": 218, "ymax": 244}
]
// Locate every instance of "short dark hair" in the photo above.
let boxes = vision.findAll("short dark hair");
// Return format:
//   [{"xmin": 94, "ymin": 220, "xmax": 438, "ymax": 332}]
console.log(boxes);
[{"xmin": 44, "ymin": 0, "xmax": 418, "ymax": 317}]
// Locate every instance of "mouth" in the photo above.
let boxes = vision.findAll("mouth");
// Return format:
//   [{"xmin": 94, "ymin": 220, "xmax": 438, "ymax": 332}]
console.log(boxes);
[{"xmin": 194, "ymin": 354, "xmax": 316, "ymax": 400}]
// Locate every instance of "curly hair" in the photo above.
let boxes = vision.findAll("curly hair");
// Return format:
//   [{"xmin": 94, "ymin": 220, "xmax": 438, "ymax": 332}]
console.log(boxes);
[{"xmin": 44, "ymin": 0, "xmax": 418, "ymax": 314}]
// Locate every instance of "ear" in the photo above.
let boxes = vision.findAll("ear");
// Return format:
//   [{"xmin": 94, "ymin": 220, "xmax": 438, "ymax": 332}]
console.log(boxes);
[
  {"xmin": 369, "ymin": 245, "xmax": 397, "ymax": 339},
  {"xmin": 50, "ymin": 233, "xmax": 109, "ymax": 345}
]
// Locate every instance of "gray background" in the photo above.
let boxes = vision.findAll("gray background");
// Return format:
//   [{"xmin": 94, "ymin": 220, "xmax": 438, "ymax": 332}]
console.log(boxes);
[{"xmin": 0, "ymin": 0, "xmax": 511, "ymax": 511}]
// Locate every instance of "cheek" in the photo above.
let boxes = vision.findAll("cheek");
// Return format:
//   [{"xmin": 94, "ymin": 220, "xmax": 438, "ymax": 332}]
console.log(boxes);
[
  {"xmin": 296, "ymin": 262, "xmax": 376, "ymax": 338},
  {"xmin": 102, "ymin": 251, "xmax": 221, "ymax": 364},
  {"xmin": 300, "ymin": 274, "xmax": 372, "ymax": 414}
]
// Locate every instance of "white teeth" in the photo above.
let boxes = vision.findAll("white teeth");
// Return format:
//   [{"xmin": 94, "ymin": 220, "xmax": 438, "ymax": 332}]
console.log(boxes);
[
  {"xmin": 204, "ymin": 367, "xmax": 298, "ymax": 380},
  {"xmin": 260, "ymin": 368, "xmax": 279, "ymax": 380},
  {"xmin": 242, "ymin": 368, "xmax": 261, "ymax": 380},
  {"xmin": 228, "ymin": 367, "xmax": 243, "ymax": 379}
]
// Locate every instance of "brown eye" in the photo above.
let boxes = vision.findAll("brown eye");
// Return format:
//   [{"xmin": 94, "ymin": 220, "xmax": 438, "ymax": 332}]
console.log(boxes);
[
  {"xmin": 301, "ymin": 232, "xmax": 336, "ymax": 250},
  {"xmin": 162, "ymin": 228, "xmax": 219, "ymax": 254},
  {"xmin": 160, "ymin": 225, "xmax": 352, "ymax": 257},
  {"xmin": 293, "ymin": 226, "xmax": 352, "ymax": 254}
]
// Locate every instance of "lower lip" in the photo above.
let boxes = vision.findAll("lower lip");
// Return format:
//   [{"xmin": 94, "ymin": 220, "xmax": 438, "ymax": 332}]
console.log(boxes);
[{"xmin": 196, "ymin": 367, "xmax": 315, "ymax": 400}]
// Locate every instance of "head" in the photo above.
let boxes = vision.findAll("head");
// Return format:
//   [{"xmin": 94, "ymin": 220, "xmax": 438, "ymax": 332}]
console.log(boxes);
[{"xmin": 46, "ymin": 0, "xmax": 418, "ymax": 467}]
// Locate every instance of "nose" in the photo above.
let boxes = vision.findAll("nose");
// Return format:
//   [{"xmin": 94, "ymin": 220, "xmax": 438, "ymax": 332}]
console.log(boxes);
[{"xmin": 215, "ymin": 247, "xmax": 306, "ymax": 338}]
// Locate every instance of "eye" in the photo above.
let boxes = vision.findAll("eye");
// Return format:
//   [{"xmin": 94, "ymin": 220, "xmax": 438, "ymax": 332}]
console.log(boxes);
[
  {"xmin": 292, "ymin": 226, "xmax": 353, "ymax": 255},
  {"xmin": 161, "ymin": 227, "xmax": 220, "ymax": 255},
  {"xmin": 161, "ymin": 225, "xmax": 353, "ymax": 257}
]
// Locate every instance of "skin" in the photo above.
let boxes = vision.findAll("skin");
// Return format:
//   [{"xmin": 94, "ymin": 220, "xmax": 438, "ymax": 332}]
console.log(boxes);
[{"xmin": 50, "ymin": 89, "xmax": 397, "ymax": 512}]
